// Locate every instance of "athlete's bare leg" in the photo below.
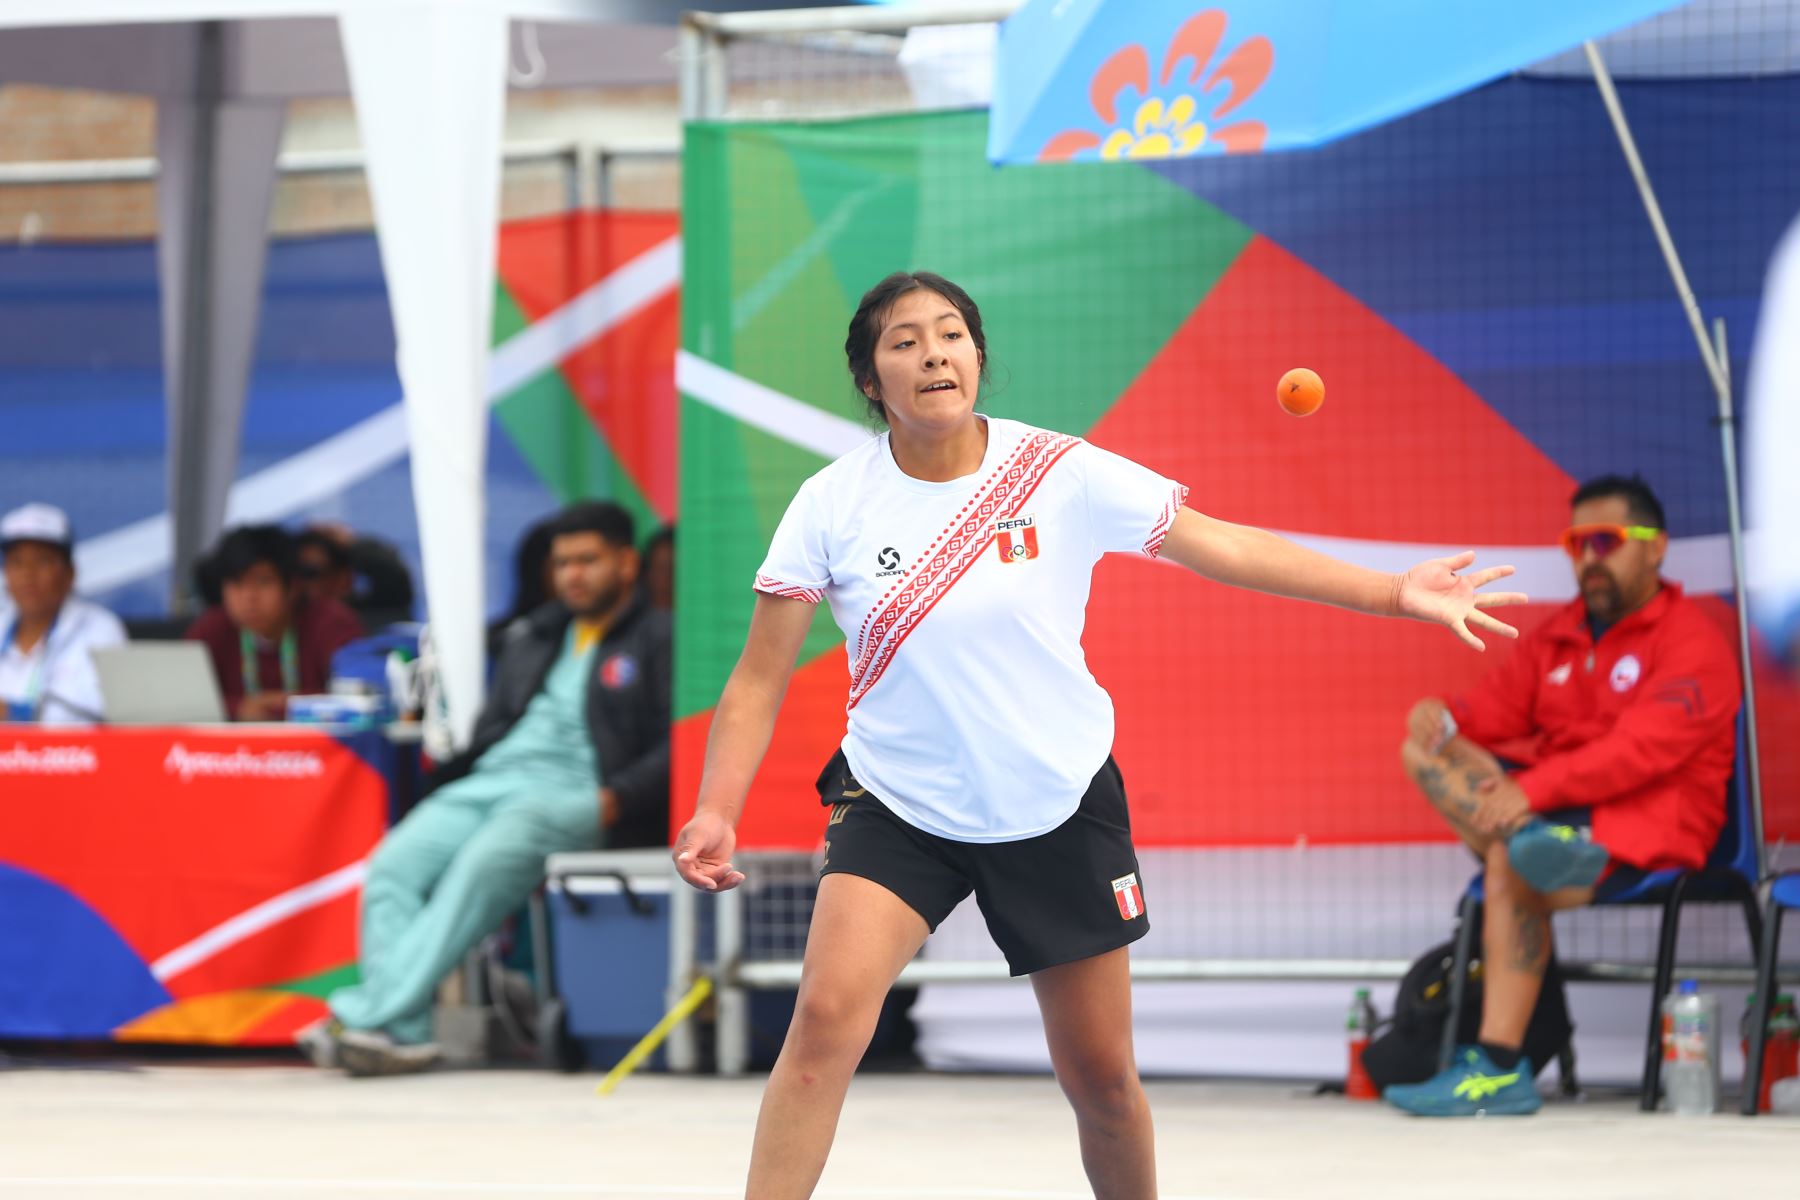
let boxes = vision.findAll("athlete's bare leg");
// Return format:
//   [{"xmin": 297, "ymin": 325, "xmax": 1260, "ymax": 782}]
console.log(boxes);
[
  {"xmin": 1399, "ymin": 734, "xmax": 1510, "ymax": 855},
  {"xmin": 1479, "ymin": 837, "xmax": 1594, "ymax": 1050},
  {"xmin": 1032, "ymin": 946, "xmax": 1156, "ymax": 1200},
  {"xmin": 745, "ymin": 872, "xmax": 928, "ymax": 1200}
]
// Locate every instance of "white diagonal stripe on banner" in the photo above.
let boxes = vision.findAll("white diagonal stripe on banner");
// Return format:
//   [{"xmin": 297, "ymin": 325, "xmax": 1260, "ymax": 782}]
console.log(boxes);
[
  {"xmin": 150, "ymin": 858, "xmax": 368, "ymax": 983},
  {"xmin": 1262, "ymin": 530, "xmax": 1736, "ymax": 604},
  {"xmin": 488, "ymin": 236, "xmax": 681, "ymax": 398},
  {"xmin": 677, "ymin": 352, "xmax": 1742, "ymax": 604},
  {"xmin": 676, "ymin": 350, "xmax": 872, "ymax": 461},
  {"xmin": 76, "ymin": 235, "xmax": 684, "ymax": 595}
]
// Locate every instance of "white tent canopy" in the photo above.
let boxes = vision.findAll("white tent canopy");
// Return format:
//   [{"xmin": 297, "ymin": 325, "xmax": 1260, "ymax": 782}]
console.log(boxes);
[{"xmin": 0, "ymin": 0, "xmax": 824, "ymax": 746}]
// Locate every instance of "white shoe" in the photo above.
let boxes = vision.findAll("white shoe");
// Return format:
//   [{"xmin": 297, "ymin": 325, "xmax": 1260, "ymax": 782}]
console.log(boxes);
[
  {"xmin": 294, "ymin": 1017, "xmax": 345, "ymax": 1070},
  {"xmin": 338, "ymin": 1028, "xmax": 442, "ymax": 1078}
]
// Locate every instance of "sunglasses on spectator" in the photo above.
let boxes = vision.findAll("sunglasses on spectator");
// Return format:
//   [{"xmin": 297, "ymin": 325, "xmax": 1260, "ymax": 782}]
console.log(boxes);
[{"xmin": 1559, "ymin": 523, "xmax": 1661, "ymax": 559}]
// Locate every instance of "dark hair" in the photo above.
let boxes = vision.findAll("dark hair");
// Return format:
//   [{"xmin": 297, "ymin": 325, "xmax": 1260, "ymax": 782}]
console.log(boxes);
[
  {"xmin": 506, "ymin": 518, "xmax": 557, "ymax": 621},
  {"xmin": 212, "ymin": 524, "xmax": 298, "ymax": 585},
  {"xmin": 550, "ymin": 500, "xmax": 636, "ymax": 550},
  {"xmin": 845, "ymin": 271, "xmax": 989, "ymax": 424},
  {"xmin": 1571, "ymin": 474, "xmax": 1667, "ymax": 530},
  {"xmin": 294, "ymin": 530, "xmax": 351, "ymax": 574},
  {"xmin": 643, "ymin": 524, "xmax": 674, "ymax": 557}
]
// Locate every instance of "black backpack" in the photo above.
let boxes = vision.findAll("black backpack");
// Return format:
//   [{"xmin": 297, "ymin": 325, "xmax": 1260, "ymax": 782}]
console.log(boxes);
[{"xmin": 1360, "ymin": 937, "xmax": 1573, "ymax": 1091}]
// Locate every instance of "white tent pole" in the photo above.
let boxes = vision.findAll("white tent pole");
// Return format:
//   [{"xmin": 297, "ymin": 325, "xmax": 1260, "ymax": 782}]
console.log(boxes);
[
  {"xmin": 1584, "ymin": 38, "xmax": 1765, "ymax": 871},
  {"xmin": 156, "ymin": 20, "xmax": 285, "ymax": 611},
  {"xmin": 341, "ymin": 3, "xmax": 509, "ymax": 750}
]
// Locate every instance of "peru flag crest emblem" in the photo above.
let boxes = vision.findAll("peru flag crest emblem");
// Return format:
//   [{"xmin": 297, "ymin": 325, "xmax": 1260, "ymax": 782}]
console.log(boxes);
[
  {"xmin": 1111, "ymin": 873, "xmax": 1144, "ymax": 920},
  {"xmin": 994, "ymin": 515, "xmax": 1038, "ymax": 563}
]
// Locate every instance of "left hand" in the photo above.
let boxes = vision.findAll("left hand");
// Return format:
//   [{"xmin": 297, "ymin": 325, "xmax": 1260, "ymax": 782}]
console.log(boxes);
[
  {"xmin": 1472, "ymin": 774, "xmax": 1533, "ymax": 836},
  {"xmin": 1394, "ymin": 551, "xmax": 1528, "ymax": 651},
  {"xmin": 600, "ymin": 787, "xmax": 619, "ymax": 829}
]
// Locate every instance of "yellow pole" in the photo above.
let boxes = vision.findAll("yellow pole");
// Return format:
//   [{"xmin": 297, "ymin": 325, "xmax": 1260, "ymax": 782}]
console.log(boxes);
[{"xmin": 596, "ymin": 975, "xmax": 714, "ymax": 1096}]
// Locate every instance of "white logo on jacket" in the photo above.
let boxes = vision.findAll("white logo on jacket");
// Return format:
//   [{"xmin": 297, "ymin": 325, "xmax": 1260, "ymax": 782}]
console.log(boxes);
[
  {"xmin": 1610, "ymin": 654, "xmax": 1642, "ymax": 693},
  {"xmin": 1547, "ymin": 663, "xmax": 1572, "ymax": 686}
]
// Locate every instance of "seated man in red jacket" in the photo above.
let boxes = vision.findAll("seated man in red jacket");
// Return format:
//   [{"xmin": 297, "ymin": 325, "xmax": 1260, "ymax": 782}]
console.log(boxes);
[{"xmin": 1387, "ymin": 475, "xmax": 1740, "ymax": 1117}]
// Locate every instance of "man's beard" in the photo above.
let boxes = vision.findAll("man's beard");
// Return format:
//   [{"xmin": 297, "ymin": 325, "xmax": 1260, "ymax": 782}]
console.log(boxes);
[
  {"xmin": 1582, "ymin": 569, "xmax": 1623, "ymax": 621},
  {"xmin": 569, "ymin": 580, "xmax": 626, "ymax": 620}
]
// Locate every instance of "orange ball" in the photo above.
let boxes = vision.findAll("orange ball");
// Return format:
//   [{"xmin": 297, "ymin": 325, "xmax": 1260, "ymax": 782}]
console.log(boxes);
[{"xmin": 1277, "ymin": 367, "xmax": 1324, "ymax": 417}]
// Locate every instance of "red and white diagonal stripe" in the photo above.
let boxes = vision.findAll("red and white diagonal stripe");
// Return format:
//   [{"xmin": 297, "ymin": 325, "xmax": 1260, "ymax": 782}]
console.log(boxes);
[{"xmin": 847, "ymin": 430, "xmax": 1080, "ymax": 709}]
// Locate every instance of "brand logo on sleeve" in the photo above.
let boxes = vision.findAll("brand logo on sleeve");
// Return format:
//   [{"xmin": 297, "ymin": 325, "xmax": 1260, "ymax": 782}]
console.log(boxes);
[
  {"xmin": 994, "ymin": 514, "xmax": 1039, "ymax": 563},
  {"xmin": 1111, "ymin": 873, "xmax": 1144, "ymax": 920}
]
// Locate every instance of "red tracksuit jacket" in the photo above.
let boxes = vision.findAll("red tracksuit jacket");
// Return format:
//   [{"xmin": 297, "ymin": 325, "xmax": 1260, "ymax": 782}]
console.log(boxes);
[{"xmin": 1448, "ymin": 582, "xmax": 1740, "ymax": 871}]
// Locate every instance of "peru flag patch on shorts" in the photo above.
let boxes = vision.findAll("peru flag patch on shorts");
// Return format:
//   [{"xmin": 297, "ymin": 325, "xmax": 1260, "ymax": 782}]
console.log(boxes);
[{"xmin": 1111, "ymin": 873, "xmax": 1144, "ymax": 920}]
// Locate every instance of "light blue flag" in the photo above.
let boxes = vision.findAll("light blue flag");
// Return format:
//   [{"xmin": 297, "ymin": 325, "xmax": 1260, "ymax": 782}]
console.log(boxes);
[{"xmin": 988, "ymin": 0, "xmax": 1687, "ymax": 164}]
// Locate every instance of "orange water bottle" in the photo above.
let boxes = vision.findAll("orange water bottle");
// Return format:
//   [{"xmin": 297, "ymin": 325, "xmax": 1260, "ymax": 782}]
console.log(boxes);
[{"xmin": 1346, "ymin": 988, "xmax": 1379, "ymax": 1100}]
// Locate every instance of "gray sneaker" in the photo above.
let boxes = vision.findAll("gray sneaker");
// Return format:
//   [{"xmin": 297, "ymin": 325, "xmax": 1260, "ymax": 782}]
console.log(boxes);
[
  {"xmin": 338, "ymin": 1028, "xmax": 442, "ymax": 1078},
  {"xmin": 295, "ymin": 1017, "xmax": 345, "ymax": 1070}
]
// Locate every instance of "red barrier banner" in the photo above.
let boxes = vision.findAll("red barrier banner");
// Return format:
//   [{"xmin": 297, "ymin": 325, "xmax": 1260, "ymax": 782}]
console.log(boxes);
[{"xmin": 0, "ymin": 727, "xmax": 389, "ymax": 1045}]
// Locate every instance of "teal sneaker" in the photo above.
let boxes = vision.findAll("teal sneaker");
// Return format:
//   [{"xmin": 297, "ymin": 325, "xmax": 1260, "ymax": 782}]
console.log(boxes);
[
  {"xmin": 1508, "ymin": 819, "xmax": 1609, "ymax": 893},
  {"xmin": 1384, "ymin": 1046, "xmax": 1542, "ymax": 1116}
]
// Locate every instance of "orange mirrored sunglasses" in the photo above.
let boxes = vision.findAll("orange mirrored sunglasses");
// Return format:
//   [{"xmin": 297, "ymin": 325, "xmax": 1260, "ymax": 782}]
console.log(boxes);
[{"xmin": 1559, "ymin": 523, "xmax": 1660, "ymax": 559}]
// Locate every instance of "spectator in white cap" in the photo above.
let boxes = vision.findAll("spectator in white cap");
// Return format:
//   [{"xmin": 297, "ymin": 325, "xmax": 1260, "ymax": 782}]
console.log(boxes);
[{"xmin": 1, "ymin": 503, "xmax": 127, "ymax": 724}]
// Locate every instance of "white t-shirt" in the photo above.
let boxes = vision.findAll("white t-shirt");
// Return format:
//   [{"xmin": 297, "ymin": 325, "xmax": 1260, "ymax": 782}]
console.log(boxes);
[
  {"xmin": 0, "ymin": 595, "xmax": 128, "ymax": 724},
  {"xmin": 755, "ymin": 417, "xmax": 1187, "ymax": 842}
]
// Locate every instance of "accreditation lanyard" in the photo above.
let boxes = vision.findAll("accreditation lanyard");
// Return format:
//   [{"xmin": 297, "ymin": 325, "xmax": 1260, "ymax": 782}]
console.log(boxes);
[
  {"xmin": 1, "ymin": 613, "xmax": 58, "ymax": 720},
  {"xmin": 240, "ymin": 628, "xmax": 300, "ymax": 697}
]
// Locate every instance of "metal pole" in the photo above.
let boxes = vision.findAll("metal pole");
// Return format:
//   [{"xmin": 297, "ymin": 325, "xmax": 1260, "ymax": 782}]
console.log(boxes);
[
  {"xmin": 560, "ymin": 146, "xmax": 581, "ymax": 214},
  {"xmin": 1583, "ymin": 41, "xmax": 1730, "ymax": 401},
  {"xmin": 686, "ymin": 2, "xmax": 1021, "ymax": 38},
  {"xmin": 666, "ymin": 874, "xmax": 700, "ymax": 1073},
  {"xmin": 166, "ymin": 20, "xmax": 223, "ymax": 614},
  {"xmin": 679, "ymin": 16, "xmax": 726, "ymax": 123},
  {"xmin": 596, "ymin": 150, "xmax": 613, "ymax": 209},
  {"xmin": 714, "ymin": 883, "xmax": 749, "ymax": 1076},
  {"xmin": 1714, "ymin": 317, "xmax": 1768, "ymax": 868},
  {"xmin": 1585, "ymin": 39, "xmax": 1766, "ymax": 872}
]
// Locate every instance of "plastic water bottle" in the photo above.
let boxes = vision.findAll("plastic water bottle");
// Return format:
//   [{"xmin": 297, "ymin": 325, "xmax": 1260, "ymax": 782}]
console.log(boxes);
[
  {"xmin": 1772, "ymin": 1075, "xmax": 1800, "ymax": 1115},
  {"xmin": 1345, "ymin": 988, "xmax": 1379, "ymax": 1100},
  {"xmin": 1662, "ymin": 980, "xmax": 1719, "ymax": 1115},
  {"xmin": 1737, "ymin": 991, "xmax": 1798, "ymax": 1113},
  {"xmin": 1765, "ymin": 994, "xmax": 1800, "ymax": 1107}
]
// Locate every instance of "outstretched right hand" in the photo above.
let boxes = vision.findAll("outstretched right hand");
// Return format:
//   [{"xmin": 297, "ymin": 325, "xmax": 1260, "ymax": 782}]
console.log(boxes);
[{"xmin": 673, "ymin": 810, "xmax": 746, "ymax": 892}]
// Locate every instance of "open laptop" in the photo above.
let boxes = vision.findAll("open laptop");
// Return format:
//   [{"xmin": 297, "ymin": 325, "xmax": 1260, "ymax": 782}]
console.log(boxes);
[{"xmin": 91, "ymin": 643, "xmax": 228, "ymax": 724}]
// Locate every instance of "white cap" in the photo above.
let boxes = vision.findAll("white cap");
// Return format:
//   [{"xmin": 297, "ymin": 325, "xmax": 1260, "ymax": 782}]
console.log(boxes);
[{"xmin": 0, "ymin": 502, "xmax": 73, "ymax": 551}]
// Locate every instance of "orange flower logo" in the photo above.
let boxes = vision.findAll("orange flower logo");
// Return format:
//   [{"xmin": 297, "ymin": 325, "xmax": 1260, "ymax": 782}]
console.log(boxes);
[{"xmin": 1038, "ymin": 10, "xmax": 1272, "ymax": 163}]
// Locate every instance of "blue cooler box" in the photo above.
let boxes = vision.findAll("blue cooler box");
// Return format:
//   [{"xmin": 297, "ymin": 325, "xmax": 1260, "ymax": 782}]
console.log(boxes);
[{"xmin": 543, "ymin": 849, "xmax": 688, "ymax": 1070}]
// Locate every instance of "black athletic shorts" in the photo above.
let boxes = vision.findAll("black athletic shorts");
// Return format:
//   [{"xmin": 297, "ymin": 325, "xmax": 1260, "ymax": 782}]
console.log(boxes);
[{"xmin": 814, "ymin": 749, "xmax": 1149, "ymax": 976}]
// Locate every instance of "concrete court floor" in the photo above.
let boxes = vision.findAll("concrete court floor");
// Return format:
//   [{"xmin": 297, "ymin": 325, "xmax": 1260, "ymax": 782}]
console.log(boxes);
[{"xmin": 0, "ymin": 1061, "xmax": 1795, "ymax": 1200}]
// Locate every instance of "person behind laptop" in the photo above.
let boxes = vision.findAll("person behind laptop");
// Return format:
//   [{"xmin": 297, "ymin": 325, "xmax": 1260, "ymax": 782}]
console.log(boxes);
[
  {"xmin": 0, "ymin": 503, "xmax": 126, "ymax": 724},
  {"xmin": 185, "ymin": 525, "xmax": 362, "ymax": 721},
  {"xmin": 295, "ymin": 524, "xmax": 417, "ymax": 632},
  {"xmin": 297, "ymin": 500, "xmax": 671, "ymax": 1076}
]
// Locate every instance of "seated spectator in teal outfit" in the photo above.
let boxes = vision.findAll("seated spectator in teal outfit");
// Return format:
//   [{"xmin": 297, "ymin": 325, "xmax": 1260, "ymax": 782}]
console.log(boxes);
[{"xmin": 299, "ymin": 500, "xmax": 671, "ymax": 1076}]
